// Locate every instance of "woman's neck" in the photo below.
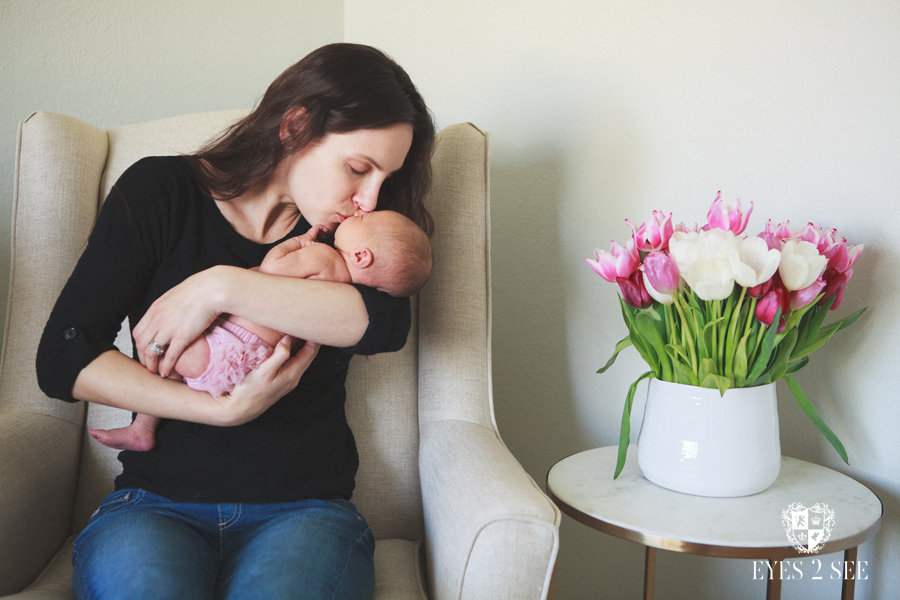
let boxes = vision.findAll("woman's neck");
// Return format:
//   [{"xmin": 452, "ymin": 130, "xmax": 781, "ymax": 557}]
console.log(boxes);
[{"xmin": 214, "ymin": 183, "xmax": 301, "ymax": 244}]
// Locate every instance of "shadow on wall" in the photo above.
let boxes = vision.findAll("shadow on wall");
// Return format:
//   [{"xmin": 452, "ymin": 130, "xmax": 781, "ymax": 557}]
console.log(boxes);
[{"xmin": 489, "ymin": 155, "xmax": 589, "ymax": 473}]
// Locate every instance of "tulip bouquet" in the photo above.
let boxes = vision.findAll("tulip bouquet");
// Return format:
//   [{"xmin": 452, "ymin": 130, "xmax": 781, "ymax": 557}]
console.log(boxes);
[{"xmin": 587, "ymin": 193, "xmax": 866, "ymax": 477}]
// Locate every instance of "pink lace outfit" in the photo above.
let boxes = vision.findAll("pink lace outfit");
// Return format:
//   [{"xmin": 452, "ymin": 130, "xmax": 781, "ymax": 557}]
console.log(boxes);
[{"xmin": 183, "ymin": 319, "xmax": 274, "ymax": 397}]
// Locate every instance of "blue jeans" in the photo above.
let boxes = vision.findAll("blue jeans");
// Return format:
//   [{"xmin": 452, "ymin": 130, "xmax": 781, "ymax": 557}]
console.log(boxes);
[{"xmin": 72, "ymin": 489, "xmax": 375, "ymax": 600}]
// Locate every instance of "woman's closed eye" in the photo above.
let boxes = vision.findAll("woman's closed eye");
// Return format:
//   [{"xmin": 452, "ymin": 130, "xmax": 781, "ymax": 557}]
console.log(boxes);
[{"xmin": 349, "ymin": 164, "xmax": 369, "ymax": 176}]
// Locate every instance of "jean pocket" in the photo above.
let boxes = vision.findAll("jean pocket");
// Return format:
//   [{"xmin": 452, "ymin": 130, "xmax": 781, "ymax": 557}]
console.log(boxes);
[
  {"xmin": 89, "ymin": 488, "xmax": 144, "ymax": 522},
  {"xmin": 323, "ymin": 499, "xmax": 369, "ymax": 524}
]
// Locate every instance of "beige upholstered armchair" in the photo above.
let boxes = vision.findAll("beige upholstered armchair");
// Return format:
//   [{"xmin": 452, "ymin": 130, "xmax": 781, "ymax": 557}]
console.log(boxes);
[{"xmin": 0, "ymin": 111, "xmax": 560, "ymax": 599}]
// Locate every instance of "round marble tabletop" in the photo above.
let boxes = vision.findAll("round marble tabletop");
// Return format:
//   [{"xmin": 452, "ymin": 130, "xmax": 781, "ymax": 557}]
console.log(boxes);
[{"xmin": 547, "ymin": 445, "xmax": 882, "ymax": 559}]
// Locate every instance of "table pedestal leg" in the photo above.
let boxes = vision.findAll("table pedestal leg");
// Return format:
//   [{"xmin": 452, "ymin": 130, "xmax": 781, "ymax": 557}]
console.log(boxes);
[
  {"xmin": 842, "ymin": 547, "xmax": 857, "ymax": 600},
  {"xmin": 643, "ymin": 546, "xmax": 656, "ymax": 600},
  {"xmin": 766, "ymin": 560, "xmax": 781, "ymax": 600}
]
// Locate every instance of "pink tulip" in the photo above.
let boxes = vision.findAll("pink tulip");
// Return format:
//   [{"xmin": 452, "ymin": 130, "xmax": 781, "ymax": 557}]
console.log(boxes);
[
  {"xmin": 825, "ymin": 240, "xmax": 863, "ymax": 274},
  {"xmin": 793, "ymin": 222, "xmax": 830, "ymax": 252},
  {"xmin": 642, "ymin": 251, "xmax": 680, "ymax": 305},
  {"xmin": 626, "ymin": 211, "xmax": 674, "ymax": 252},
  {"xmin": 586, "ymin": 238, "xmax": 640, "ymax": 283},
  {"xmin": 747, "ymin": 278, "xmax": 773, "ymax": 299},
  {"xmin": 818, "ymin": 238, "xmax": 862, "ymax": 310},
  {"xmin": 756, "ymin": 284, "xmax": 790, "ymax": 332},
  {"xmin": 674, "ymin": 221, "xmax": 700, "ymax": 234},
  {"xmin": 790, "ymin": 278, "xmax": 827, "ymax": 311},
  {"xmin": 706, "ymin": 192, "xmax": 753, "ymax": 235},
  {"xmin": 820, "ymin": 268, "xmax": 851, "ymax": 310},
  {"xmin": 617, "ymin": 271, "xmax": 654, "ymax": 309},
  {"xmin": 760, "ymin": 219, "xmax": 795, "ymax": 242},
  {"xmin": 642, "ymin": 251, "xmax": 680, "ymax": 294}
]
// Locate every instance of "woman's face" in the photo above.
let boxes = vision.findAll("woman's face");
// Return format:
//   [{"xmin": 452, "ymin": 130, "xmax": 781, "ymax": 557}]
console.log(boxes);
[{"xmin": 280, "ymin": 123, "xmax": 413, "ymax": 233}]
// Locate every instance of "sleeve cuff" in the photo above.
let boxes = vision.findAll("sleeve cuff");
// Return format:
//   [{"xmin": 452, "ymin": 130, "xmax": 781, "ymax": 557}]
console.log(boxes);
[
  {"xmin": 343, "ymin": 284, "xmax": 411, "ymax": 355},
  {"xmin": 36, "ymin": 323, "xmax": 118, "ymax": 403}
]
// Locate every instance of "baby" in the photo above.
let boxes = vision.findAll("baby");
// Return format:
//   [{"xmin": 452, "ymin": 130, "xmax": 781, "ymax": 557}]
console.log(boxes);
[{"xmin": 90, "ymin": 210, "xmax": 432, "ymax": 451}]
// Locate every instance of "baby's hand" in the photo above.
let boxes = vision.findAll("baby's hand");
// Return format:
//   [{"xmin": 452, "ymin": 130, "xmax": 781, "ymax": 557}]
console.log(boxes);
[{"xmin": 295, "ymin": 224, "xmax": 329, "ymax": 248}]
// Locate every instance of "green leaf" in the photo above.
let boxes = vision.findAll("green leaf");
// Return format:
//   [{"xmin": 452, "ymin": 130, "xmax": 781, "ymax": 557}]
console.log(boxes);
[
  {"xmin": 698, "ymin": 358, "xmax": 717, "ymax": 387},
  {"xmin": 785, "ymin": 357, "xmax": 809, "ymax": 375},
  {"xmin": 784, "ymin": 375, "xmax": 849, "ymax": 465},
  {"xmin": 671, "ymin": 356, "xmax": 700, "ymax": 386},
  {"xmin": 746, "ymin": 309, "xmax": 781, "ymax": 383},
  {"xmin": 733, "ymin": 335, "xmax": 749, "ymax": 387},
  {"xmin": 619, "ymin": 297, "xmax": 656, "ymax": 369},
  {"xmin": 614, "ymin": 372, "xmax": 655, "ymax": 479},
  {"xmin": 835, "ymin": 306, "xmax": 867, "ymax": 332},
  {"xmin": 597, "ymin": 336, "xmax": 633, "ymax": 374},
  {"xmin": 792, "ymin": 306, "xmax": 868, "ymax": 361},
  {"xmin": 699, "ymin": 372, "xmax": 732, "ymax": 395},
  {"xmin": 767, "ymin": 327, "xmax": 799, "ymax": 383},
  {"xmin": 781, "ymin": 295, "xmax": 823, "ymax": 337},
  {"xmin": 665, "ymin": 343, "xmax": 690, "ymax": 365},
  {"xmin": 635, "ymin": 310, "xmax": 671, "ymax": 381},
  {"xmin": 794, "ymin": 296, "xmax": 835, "ymax": 355}
]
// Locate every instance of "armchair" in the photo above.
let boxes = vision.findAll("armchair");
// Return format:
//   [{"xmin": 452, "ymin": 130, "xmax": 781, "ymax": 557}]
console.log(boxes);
[{"xmin": 0, "ymin": 111, "xmax": 560, "ymax": 599}]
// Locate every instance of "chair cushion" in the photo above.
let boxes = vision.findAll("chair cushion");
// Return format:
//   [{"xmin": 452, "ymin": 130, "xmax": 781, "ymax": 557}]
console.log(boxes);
[{"xmin": 374, "ymin": 539, "xmax": 428, "ymax": 600}]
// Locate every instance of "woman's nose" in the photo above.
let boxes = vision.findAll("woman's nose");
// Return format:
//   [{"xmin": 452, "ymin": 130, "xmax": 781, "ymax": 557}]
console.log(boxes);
[{"xmin": 353, "ymin": 181, "xmax": 380, "ymax": 213}]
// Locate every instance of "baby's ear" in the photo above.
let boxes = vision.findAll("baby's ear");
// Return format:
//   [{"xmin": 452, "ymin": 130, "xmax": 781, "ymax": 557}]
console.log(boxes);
[{"xmin": 351, "ymin": 248, "xmax": 373, "ymax": 269}]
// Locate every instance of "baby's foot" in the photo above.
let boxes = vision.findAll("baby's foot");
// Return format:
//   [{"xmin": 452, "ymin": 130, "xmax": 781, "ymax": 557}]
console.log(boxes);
[{"xmin": 90, "ymin": 425, "xmax": 157, "ymax": 452}]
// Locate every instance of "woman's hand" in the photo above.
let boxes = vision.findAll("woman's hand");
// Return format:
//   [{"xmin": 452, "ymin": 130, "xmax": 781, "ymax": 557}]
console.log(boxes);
[
  {"xmin": 133, "ymin": 266, "xmax": 231, "ymax": 378},
  {"xmin": 211, "ymin": 336, "xmax": 320, "ymax": 426}
]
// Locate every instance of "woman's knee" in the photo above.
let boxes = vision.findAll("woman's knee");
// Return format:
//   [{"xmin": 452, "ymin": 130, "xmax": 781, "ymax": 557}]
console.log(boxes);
[
  {"xmin": 73, "ymin": 492, "xmax": 216, "ymax": 600},
  {"xmin": 220, "ymin": 499, "xmax": 375, "ymax": 600}
]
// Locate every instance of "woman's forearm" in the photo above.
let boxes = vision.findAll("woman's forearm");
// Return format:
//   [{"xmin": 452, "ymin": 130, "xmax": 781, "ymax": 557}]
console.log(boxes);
[
  {"xmin": 216, "ymin": 266, "xmax": 369, "ymax": 347},
  {"xmin": 72, "ymin": 350, "xmax": 239, "ymax": 426}
]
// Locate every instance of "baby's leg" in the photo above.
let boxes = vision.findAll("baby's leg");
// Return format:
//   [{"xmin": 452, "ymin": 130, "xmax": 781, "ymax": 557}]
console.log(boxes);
[
  {"xmin": 173, "ymin": 335, "xmax": 212, "ymax": 380},
  {"xmin": 90, "ymin": 337, "xmax": 210, "ymax": 452},
  {"xmin": 90, "ymin": 414, "xmax": 161, "ymax": 452}
]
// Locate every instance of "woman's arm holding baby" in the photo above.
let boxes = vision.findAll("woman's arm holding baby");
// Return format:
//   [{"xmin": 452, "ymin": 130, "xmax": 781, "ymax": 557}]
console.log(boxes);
[{"xmin": 72, "ymin": 337, "xmax": 319, "ymax": 426}]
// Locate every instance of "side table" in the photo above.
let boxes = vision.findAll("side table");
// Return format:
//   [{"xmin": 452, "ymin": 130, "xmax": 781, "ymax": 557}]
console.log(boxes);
[{"xmin": 547, "ymin": 446, "xmax": 882, "ymax": 600}]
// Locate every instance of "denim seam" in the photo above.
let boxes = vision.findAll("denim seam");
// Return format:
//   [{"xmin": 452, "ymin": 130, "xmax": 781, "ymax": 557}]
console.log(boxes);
[{"xmin": 329, "ymin": 526, "xmax": 374, "ymax": 600}]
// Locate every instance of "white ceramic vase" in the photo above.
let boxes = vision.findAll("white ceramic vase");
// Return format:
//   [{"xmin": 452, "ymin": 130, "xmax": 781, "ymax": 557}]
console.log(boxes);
[{"xmin": 637, "ymin": 379, "xmax": 782, "ymax": 497}]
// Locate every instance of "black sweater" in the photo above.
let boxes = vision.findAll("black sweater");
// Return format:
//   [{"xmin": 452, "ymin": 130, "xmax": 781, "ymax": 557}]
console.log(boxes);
[{"xmin": 36, "ymin": 156, "xmax": 410, "ymax": 503}]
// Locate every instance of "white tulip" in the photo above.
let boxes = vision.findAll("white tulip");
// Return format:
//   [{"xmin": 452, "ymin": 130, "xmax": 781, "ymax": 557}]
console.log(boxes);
[
  {"xmin": 671, "ymin": 228, "xmax": 740, "ymax": 301},
  {"xmin": 779, "ymin": 240, "xmax": 827, "ymax": 291},
  {"xmin": 734, "ymin": 236, "xmax": 782, "ymax": 288}
]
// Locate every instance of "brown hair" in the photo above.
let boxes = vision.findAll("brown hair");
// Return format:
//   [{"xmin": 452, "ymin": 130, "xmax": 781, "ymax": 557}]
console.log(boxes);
[{"xmin": 186, "ymin": 44, "xmax": 435, "ymax": 235}]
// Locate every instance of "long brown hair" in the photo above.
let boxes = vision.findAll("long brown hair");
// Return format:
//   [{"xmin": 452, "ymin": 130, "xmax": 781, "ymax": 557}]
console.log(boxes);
[{"xmin": 186, "ymin": 44, "xmax": 435, "ymax": 235}]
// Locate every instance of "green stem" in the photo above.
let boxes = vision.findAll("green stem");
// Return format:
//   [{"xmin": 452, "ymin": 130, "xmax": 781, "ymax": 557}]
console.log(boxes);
[
  {"xmin": 724, "ymin": 287, "xmax": 747, "ymax": 377},
  {"xmin": 673, "ymin": 294, "xmax": 698, "ymax": 373}
]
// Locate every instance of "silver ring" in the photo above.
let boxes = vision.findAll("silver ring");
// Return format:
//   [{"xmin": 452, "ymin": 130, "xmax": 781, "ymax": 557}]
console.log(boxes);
[{"xmin": 148, "ymin": 341, "xmax": 167, "ymax": 356}]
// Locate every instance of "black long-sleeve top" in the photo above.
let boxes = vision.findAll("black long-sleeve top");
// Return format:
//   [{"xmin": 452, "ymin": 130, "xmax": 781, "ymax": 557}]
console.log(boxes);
[{"xmin": 36, "ymin": 156, "xmax": 410, "ymax": 503}]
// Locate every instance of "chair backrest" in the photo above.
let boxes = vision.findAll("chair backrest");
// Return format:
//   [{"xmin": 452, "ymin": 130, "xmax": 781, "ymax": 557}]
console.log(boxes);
[{"xmin": 7, "ymin": 111, "xmax": 490, "ymax": 545}]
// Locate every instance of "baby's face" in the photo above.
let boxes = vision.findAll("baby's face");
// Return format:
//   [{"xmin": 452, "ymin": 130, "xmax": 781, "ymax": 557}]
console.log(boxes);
[
  {"xmin": 333, "ymin": 211, "xmax": 372, "ymax": 249},
  {"xmin": 334, "ymin": 210, "xmax": 400, "ymax": 251}
]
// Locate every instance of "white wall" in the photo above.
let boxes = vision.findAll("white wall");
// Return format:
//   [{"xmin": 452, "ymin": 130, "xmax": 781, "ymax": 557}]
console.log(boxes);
[
  {"xmin": 345, "ymin": 1, "xmax": 899, "ymax": 599},
  {"xmin": 0, "ymin": 0, "xmax": 344, "ymax": 337}
]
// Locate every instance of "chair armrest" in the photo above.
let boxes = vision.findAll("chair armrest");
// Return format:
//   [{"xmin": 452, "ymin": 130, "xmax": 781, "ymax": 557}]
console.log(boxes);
[
  {"xmin": 0, "ymin": 412, "xmax": 81, "ymax": 595},
  {"xmin": 420, "ymin": 419, "xmax": 560, "ymax": 600}
]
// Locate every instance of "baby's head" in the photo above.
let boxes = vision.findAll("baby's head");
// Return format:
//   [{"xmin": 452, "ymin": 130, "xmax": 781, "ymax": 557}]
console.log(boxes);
[{"xmin": 333, "ymin": 210, "xmax": 432, "ymax": 297}]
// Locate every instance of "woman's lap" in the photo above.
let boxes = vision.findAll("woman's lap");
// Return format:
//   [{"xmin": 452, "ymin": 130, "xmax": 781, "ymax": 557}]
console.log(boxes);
[{"xmin": 73, "ymin": 489, "xmax": 375, "ymax": 600}]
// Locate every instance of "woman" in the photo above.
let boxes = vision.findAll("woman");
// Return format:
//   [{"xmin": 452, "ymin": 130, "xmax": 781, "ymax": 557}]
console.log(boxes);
[{"xmin": 36, "ymin": 43, "xmax": 434, "ymax": 600}]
